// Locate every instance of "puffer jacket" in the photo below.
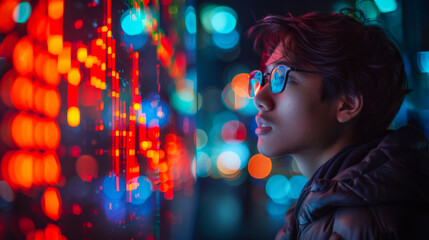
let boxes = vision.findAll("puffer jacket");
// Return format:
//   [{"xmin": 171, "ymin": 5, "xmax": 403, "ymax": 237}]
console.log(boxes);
[{"xmin": 276, "ymin": 125, "xmax": 429, "ymax": 239}]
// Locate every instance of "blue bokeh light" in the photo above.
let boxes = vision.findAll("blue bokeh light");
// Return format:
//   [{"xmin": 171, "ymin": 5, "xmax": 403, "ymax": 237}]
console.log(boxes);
[
  {"xmin": 374, "ymin": 0, "xmax": 397, "ymax": 13},
  {"xmin": 13, "ymin": 2, "xmax": 31, "ymax": 23},
  {"xmin": 104, "ymin": 199, "xmax": 126, "ymax": 222},
  {"xmin": 266, "ymin": 175, "xmax": 291, "ymax": 201},
  {"xmin": 120, "ymin": 8, "xmax": 146, "ymax": 35},
  {"xmin": 210, "ymin": 6, "xmax": 237, "ymax": 34},
  {"xmin": 130, "ymin": 176, "xmax": 153, "ymax": 205},
  {"xmin": 417, "ymin": 51, "xmax": 429, "ymax": 73},
  {"xmin": 120, "ymin": 32, "xmax": 148, "ymax": 50},
  {"xmin": 287, "ymin": 175, "xmax": 308, "ymax": 199},
  {"xmin": 212, "ymin": 30, "xmax": 240, "ymax": 50},
  {"xmin": 141, "ymin": 99, "xmax": 170, "ymax": 127},
  {"xmin": 185, "ymin": 6, "xmax": 197, "ymax": 34},
  {"xmin": 103, "ymin": 175, "xmax": 125, "ymax": 200}
]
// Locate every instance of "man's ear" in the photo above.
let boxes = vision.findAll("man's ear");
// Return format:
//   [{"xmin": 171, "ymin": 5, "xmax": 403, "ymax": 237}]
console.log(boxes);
[{"xmin": 336, "ymin": 94, "xmax": 363, "ymax": 123}]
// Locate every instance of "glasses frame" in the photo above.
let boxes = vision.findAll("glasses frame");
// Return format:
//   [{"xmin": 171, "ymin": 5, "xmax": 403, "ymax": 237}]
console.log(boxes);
[{"xmin": 248, "ymin": 65, "xmax": 318, "ymax": 98}]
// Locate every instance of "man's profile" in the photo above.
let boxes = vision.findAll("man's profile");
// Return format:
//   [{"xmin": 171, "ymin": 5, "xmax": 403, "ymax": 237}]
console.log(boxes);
[{"xmin": 247, "ymin": 10, "xmax": 429, "ymax": 239}]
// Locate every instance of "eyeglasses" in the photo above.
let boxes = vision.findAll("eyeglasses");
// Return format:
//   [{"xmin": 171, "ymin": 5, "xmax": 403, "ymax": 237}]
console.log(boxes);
[{"xmin": 248, "ymin": 65, "xmax": 317, "ymax": 98}]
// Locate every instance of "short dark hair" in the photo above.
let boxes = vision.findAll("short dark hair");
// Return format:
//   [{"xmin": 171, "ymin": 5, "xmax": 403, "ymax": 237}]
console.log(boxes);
[{"xmin": 248, "ymin": 10, "xmax": 410, "ymax": 141}]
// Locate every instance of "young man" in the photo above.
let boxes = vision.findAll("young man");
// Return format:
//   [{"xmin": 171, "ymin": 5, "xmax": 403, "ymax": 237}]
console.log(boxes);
[{"xmin": 247, "ymin": 11, "xmax": 429, "ymax": 239}]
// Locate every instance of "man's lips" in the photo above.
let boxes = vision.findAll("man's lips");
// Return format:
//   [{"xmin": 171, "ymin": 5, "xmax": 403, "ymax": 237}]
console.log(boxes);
[{"xmin": 255, "ymin": 115, "xmax": 272, "ymax": 135}]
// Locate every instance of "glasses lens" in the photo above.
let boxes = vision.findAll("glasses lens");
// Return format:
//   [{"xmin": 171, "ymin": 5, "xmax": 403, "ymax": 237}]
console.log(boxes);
[
  {"xmin": 249, "ymin": 70, "xmax": 262, "ymax": 97},
  {"xmin": 270, "ymin": 65, "xmax": 287, "ymax": 94}
]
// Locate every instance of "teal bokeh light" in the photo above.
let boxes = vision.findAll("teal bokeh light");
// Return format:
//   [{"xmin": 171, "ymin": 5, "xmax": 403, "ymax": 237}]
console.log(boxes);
[
  {"xmin": 13, "ymin": 2, "xmax": 31, "ymax": 23},
  {"xmin": 417, "ymin": 51, "xmax": 429, "ymax": 73},
  {"xmin": 212, "ymin": 30, "xmax": 240, "ymax": 50},
  {"xmin": 287, "ymin": 175, "xmax": 308, "ymax": 199},
  {"xmin": 210, "ymin": 6, "xmax": 237, "ymax": 34},
  {"xmin": 374, "ymin": 0, "xmax": 397, "ymax": 13},
  {"xmin": 121, "ymin": 8, "xmax": 146, "ymax": 36},
  {"xmin": 185, "ymin": 6, "xmax": 197, "ymax": 34},
  {"xmin": 265, "ymin": 175, "xmax": 291, "ymax": 201}
]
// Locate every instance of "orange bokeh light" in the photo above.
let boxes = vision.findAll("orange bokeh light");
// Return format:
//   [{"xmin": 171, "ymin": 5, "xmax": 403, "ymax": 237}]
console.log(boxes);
[
  {"xmin": 44, "ymin": 121, "xmax": 60, "ymax": 149},
  {"xmin": 77, "ymin": 46, "xmax": 87, "ymax": 62},
  {"xmin": 231, "ymin": 73, "xmax": 250, "ymax": 97},
  {"xmin": 11, "ymin": 113, "xmax": 35, "ymax": 148},
  {"xmin": 57, "ymin": 42, "xmax": 71, "ymax": 74},
  {"xmin": 43, "ymin": 56, "xmax": 60, "ymax": 86},
  {"xmin": 48, "ymin": 0, "xmax": 64, "ymax": 20},
  {"xmin": 11, "ymin": 76, "xmax": 33, "ymax": 110},
  {"xmin": 43, "ymin": 88, "xmax": 61, "ymax": 118},
  {"xmin": 67, "ymin": 106, "xmax": 80, "ymax": 127},
  {"xmin": 47, "ymin": 35, "xmax": 63, "ymax": 55},
  {"xmin": 43, "ymin": 152, "xmax": 61, "ymax": 185},
  {"xmin": 13, "ymin": 37, "xmax": 33, "ymax": 75},
  {"xmin": 41, "ymin": 187, "xmax": 61, "ymax": 221},
  {"xmin": 67, "ymin": 68, "xmax": 81, "ymax": 86},
  {"xmin": 248, "ymin": 154, "xmax": 272, "ymax": 179}
]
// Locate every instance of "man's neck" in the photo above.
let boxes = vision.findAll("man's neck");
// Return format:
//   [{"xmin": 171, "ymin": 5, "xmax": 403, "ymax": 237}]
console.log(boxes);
[{"xmin": 291, "ymin": 137, "xmax": 354, "ymax": 179}]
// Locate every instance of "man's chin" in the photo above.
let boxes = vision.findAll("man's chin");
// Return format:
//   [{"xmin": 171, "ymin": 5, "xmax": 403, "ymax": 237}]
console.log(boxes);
[{"xmin": 257, "ymin": 143, "xmax": 277, "ymax": 158}]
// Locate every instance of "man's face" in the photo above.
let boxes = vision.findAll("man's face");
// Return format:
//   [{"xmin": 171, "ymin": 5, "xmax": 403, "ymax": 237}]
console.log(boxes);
[{"xmin": 254, "ymin": 45, "xmax": 339, "ymax": 158}]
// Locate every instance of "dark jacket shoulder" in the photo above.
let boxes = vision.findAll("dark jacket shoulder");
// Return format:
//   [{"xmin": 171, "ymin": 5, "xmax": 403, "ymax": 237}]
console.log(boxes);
[{"xmin": 277, "ymin": 126, "xmax": 429, "ymax": 240}]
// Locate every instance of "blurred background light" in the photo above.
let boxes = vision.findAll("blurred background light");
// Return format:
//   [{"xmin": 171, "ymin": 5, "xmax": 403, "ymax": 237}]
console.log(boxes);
[
  {"xmin": 196, "ymin": 128, "xmax": 208, "ymax": 149},
  {"xmin": 196, "ymin": 151, "xmax": 212, "ymax": 177},
  {"xmin": 417, "ymin": 51, "xmax": 429, "ymax": 73},
  {"xmin": 13, "ymin": 2, "xmax": 31, "ymax": 23},
  {"xmin": 120, "ymin": 8, "xmax": 145, "ymax": 36},
  {"xmin": 75, "ymin": 155, "xmax": 98, "ymax": 182},
  {"xmin": 217, "ymin": 151, "xmax": 241, "ymax": 175},
  {"xmin": 140, "ymin": 99, "xmax": 170, "ymax": 127},
  {"xmin": 248, "ymin": 154, "xmax": 272, "ymax": 179},
  {"xmin": 265, "ymin": 175, "xmax": 291, "ymax": 201},
  {"xmin": 221, "ymin": 120, "xmax": 246, "ymax": 144},
  {"xmin": 200, "ymin": 4, "xmax": 217, "ymax": 33},
  {"xmin": 67, "ymin": 107, "xmax": 80, "ymax": 127},
  {"xmin": 185, "ymin": 6, "xmax": 197, "ymax": 34},
  {"xmin": 287, "ymin": 175, "xmax": 308, "ymax": 199},
  {"xmin": 130, "ymin": 176, "xmax": 153, "ymax": 205},
  {"xmin": 212, "ymin": 30, "xmax": 240, "ymax": 50},
  {"xmin": 374, "ymin": 0, "xmax": 397, "ymax": 13},
  {"xmin": 356, "ymin": 0, "xmax": 380, "ymax": 19},
  {"xmin": 210, "ymin": 6, "xmax": 237, "ymax": 34},
  {"xmin": 103, "ymin": 175, "xmax": 125, "ymax": 200}
]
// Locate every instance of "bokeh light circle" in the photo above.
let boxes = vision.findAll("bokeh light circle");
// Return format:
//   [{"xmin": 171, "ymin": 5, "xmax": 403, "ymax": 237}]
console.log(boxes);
[
  {"xmin": 196, "ymin": 151, "xmax": 211, "ymax": 177},
  {"xmin": 288, "ymin": 175, "xmax": 308, "ymax": 199},
  {"xmin": 212, "ymin": 30, "xmax": 240, "ymax": 50},
  {"xmin": 120, "ymin": 8, "xmax": 145, "ymax": 36},
  {"xmin": 248, "ymin": 154, "xmax": 272, "ymax": 179},
  {"xmin": 210, "ymin": 6, "xmax": 237, "ymax": 34},
  {"xmin": 102, "ymin": 175, "xmax": 125, "ymax": 200},
  {"xmin": 196, "ymin": 129, "xmax": 208, "ymax": 149},
  {"xmin": 130, "ymin": 176, "xmax": 153, "ymax": 205},
  {"xmin": 75, "ymin": 155, "xmax": 98, "ymax": 182},
  {"xmin": 13, "ymin": 2, "xmax": 31, "ymax": 23},
  {"xmin": 221, "ymin": 120, "xmax": 246, "ymax": 144},
  {"xmin": 217, "ymin": 151, "xmax": 240, "ymax": 175},
  {"xmin": 185, "ymin": 6, "xmax": 196, "ymax": 34},
  {"xmin": 265, "ymin": 175, "xmax": 291, "ymax": 201}
]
